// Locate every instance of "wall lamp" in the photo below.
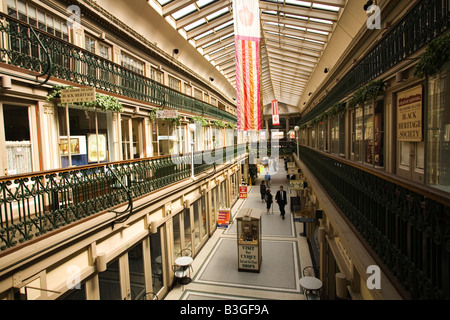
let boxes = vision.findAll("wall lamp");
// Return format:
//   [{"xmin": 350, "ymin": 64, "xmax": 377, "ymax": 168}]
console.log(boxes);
[{"xmin": 1, "ymin": 76, "xmax": 12, "ymax": 89}]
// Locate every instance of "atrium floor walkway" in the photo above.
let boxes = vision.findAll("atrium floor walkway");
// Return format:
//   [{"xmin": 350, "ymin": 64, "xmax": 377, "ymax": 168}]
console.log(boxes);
[{"xmin": 165, "ymin": 160, "xmax": 313, "ymax": 300}]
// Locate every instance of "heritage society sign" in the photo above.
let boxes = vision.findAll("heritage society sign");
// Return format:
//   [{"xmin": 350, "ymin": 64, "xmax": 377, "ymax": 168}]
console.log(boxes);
[
  {"xmin": 397, "ymin": 86, "xmax": 423, "ymax": 142},
  {"xmin": 60, "ymin": 87, "xmax": 96, "ymax": 103}
]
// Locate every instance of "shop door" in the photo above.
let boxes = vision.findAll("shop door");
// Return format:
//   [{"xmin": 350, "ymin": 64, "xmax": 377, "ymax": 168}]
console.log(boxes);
[
  {"xmin": 191, "ymin": 197, "xmax": 208, "ymax": 255},
  {"xmin": 0, "ymin": 104, "xmax": 33, "ymax": 175},
  {"xmin": 397, "ymin": 141, "xmax": 425, "ymax": 183}
]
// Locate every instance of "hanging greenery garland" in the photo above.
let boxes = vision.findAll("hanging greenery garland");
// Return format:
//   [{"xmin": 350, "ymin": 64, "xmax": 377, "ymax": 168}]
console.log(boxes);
[
  {"xmin": 414, "ymin": 33, "xmax": 450, "ymax": 78},
  {"xmin": 46, "ymin": 85, "xmax": 124, "ymax": 112},
  {"xmin": 190, "ymin": 115, "xmax": 209, "ymax": 127}
]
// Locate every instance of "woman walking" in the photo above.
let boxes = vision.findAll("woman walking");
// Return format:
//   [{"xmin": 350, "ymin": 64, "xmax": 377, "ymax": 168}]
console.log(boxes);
[
  {"xmin": 260, "ymin": 181, "xmax": 266, "ymax": 202},
  {"xmin": 265, "ymin": 189, "xmax": 273, "ymax": 214}
]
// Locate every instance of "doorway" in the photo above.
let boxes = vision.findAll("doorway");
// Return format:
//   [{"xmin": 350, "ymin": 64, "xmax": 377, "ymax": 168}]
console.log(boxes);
[{"xmin": 1, "ymin": 104, "xmax": 33, "ymax": 175}]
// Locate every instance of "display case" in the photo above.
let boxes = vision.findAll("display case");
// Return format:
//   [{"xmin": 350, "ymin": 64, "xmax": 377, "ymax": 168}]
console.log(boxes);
[{"xmin": 236, "ymin": 208, "xmax": 262, "ymax": 273}]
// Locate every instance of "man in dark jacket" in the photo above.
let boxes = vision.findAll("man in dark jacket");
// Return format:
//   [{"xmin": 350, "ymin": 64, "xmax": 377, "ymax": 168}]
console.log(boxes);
[{"xmin": 275, "ymin": 186, "xmax": 288, "ymax": 220}]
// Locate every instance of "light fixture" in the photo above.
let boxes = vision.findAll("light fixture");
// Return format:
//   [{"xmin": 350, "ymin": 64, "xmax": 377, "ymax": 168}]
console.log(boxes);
[
  {"xmin": 1, "ymin": 76, "xmax": 12, "ymax": 89},
  {"xmin": 96, "ymin": 252, "xmax": 107, "ymax": 272}
]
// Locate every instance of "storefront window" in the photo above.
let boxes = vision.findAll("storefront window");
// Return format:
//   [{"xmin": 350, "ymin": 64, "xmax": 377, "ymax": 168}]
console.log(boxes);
[
  {"xmin": 58, "ymin": 107, "xmax": 110, "ymax": 167},
  {"xmin": 149, "ymin": 231, "xmax": 163, "ymax": 294},
  {"xmin": 158, "ymin": 120, "xmax": 177, "ymax": 156},
  {"xmin": 98, "ymin": 259, "xmax": 121, "ymax": 300},
  {"xmin": 364, "ymin": 103, "xmax": 374, "ymax": 164},
  {"xmin": 128, "ymin": 243, "xmax": 145, "ymax": 300},
  {"xmin": 352, "ymin": 107, "xmax": 363, "ymax": 162},
  {"xmin": 427, "ymin": 62, "xmax": 450, "ymax": 193},
  {"xmin": 172, "ymin": 215, "xmax": 181, "ymax": 260},
  {"xmin": 331, "ymin": 115, "xmax": 339, "ymax": 155},
  {"xmin": 184, "ymin": 208, "xmax": 192, "ymax": 252}
]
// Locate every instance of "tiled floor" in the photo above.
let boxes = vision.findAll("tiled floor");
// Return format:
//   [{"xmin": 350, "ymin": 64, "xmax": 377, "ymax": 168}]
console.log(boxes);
[{"xmin": 164, "ymin": 160, "xmax": 312, "ymax": 300}]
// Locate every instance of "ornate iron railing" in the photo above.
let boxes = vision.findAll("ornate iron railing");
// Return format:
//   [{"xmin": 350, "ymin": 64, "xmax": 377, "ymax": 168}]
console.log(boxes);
[
  {"xmin": 299, "ymin": 146, "xmax": 450, "ymax": 300},
  {"xmin": 300, "ymin": 0, "xmax": 450, "ymax": 125},
  {"xmin": 0, "ymin": 144, "xmax": 245, "ymax": 251},
  {"xmin": 0, "ymin": 12, "xmax": 236, "ymax": 124}
]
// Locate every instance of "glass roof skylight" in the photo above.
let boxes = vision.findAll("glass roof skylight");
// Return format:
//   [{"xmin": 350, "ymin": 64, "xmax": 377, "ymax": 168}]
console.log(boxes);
[
  {"xmin": 172, "ymin": 4, "xmax": 196, "ymax": 20},
  {"xmin": 148, "ymin": 0, "xmax": 344, "ymax": 108}
]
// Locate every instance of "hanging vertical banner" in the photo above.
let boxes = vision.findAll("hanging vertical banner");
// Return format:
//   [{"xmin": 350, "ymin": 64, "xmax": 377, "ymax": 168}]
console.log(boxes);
[
  {"xmin": 234, "ymin": 0, "xmax": 261, "ymax": 131},
  {"xmin": 272, "ymin": 100, "xmax": 280, "ymax": 125}
]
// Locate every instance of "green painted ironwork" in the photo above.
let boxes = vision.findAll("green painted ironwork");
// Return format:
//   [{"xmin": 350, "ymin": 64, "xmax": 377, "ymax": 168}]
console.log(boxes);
[
  {"xmin": 0, "ymin": 144, "xmax": 245, "ymax": 251},
  {"xmin": 299, "ymin": 146, "xmax": 450, "ymax": 300},
  {"xmin": 0, "ymin": 13, "xmax": 236, "ymax": 124},
  {"xmin": 299, "ymin": 0, "xmax": 450, "ymax": 126}
]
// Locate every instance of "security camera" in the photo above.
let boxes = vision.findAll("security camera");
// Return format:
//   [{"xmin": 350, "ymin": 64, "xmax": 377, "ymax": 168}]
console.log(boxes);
[
  {"xmin": 173, "ymin": 48, "xmax": 179, "ymax": 54},
  {"xmin": 324, "ymin": 68, "xmax": 329, "ymax": 73}
]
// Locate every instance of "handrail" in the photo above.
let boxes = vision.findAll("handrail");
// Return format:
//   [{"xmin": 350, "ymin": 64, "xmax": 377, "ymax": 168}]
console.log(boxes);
[
  {"xmin": 301, "ymin": 146, "xmax": 450, "ymax": 207},
  {"xmin": 0, "ymin": 144, "xmax": 246, "ymax": 251}
]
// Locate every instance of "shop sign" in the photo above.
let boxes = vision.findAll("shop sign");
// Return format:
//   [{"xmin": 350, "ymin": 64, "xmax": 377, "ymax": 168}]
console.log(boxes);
[
  {"xmin": 156, "ymin": 110, "xmax": 178, "ymax": 119},
  {"xmin": 397, "ymin": 86, "xmax": 423, "ymax": 142},
  {"xmin": 60, "ymin": 87, "xmax": 96, "ymax": 103},
  {"xmin": 289, "ymin": 180, "xmax": 304, "ymax": 190},
  {"xmin": 239, "ymin": 186, "xmax": 248, "ymax": 198},
  {"xmin": 238, "ymin": 245, "xmax": 258, "ymax": 270},
  {"xmin": 217, "ymin": 208, "xmax": 230, "ymax": 229}
]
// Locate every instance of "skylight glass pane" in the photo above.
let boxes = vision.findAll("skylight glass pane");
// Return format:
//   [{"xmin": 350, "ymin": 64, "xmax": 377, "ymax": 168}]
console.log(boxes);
[
  {"xmin": 172, "ymin": 4, "xmax": 196, "ymax": 20},
  {"xmin": 312, "ymin": 3, "xmax": 339, "ymax": 12},
  {"xmin": 206, "ymin": 7, "xmax": 229, "ymax": 20},
  {"xmin": 214, "ymin": 20, "xmax": 233, "ymax": 31},
  {"xmin": 197, "ymin": 0, "xmax": 215, "ymax": 8},
  {"xmin": 194, "ymin": 29, "xmax": 213, "ymax": 40},
  {"xmin": 285, "ymin": 0, "xmax": 311, "ymax": 7},
  {"xmin": 286, "ymin": 24, "xmax": 306, "ymax": 31},
  {"xmin": 286, "ymin": 34, "xmax": 304, "ymax": 40},
  {"xmin": 184, "ymin": 18, "xmax": 207, "ymax": 31},
  {"xmin": 285, "ymin": 13, "xmax": 308, "ymax": 20},
  {"xmin": 157, "ymin": 0, "xmax": 173, "ymax": 5},
  {"xmin": 310, "ymin": 17, "xmax": 333, "ymax": 25},
  {"xmin": 307, "ymin": 28, "xmax": 328, "ymax": 35},
  {"xmin": 202, "ymin": 39, "xmax": 220, "ymax": 48}
]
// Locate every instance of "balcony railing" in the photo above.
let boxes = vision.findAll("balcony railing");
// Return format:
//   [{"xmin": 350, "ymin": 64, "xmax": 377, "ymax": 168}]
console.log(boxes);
[
  {"xmin": 300, "ymin": 0, "xmax": 450, "ymax": 125},
  {"xmin": 299, "ymin": 146, "xmax": 450, "ymax": 300},
  {"xmin": 0, "ymin": 12, "xmax": 236, "ymax": 124},
  {"xmin": 0, "ymin": 145, "xmax": 245, "ymax": 251}
]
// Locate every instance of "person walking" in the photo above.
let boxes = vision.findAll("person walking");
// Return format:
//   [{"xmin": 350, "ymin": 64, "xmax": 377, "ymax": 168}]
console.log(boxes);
[
  {"xmin": 265, "ymin": 189, "xmax": 273, "ymax": 214},
  {"xmin": 265, "ymin": 172, "xmax": 271, "ymax": 187},
  {"xmin": 260, "ymin": 181, "xmax": 267, "ymax": 203},
  {"xmin": 275, "ymin": 186, "xmax": 288, "ymax": 220}
]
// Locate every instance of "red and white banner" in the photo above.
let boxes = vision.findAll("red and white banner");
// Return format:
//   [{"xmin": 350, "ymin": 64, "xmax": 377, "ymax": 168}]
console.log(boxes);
[
  {"xmin": 234, "ymin": 0, "xmax": 261, "ymax": 131},
  {"xmin": 272, "ymin": 100, "xmax": 280, "ymax": 125}
]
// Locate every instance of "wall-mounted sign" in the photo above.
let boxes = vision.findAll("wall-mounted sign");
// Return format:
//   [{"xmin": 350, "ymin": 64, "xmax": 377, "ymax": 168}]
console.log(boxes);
[
  {"xmin": 239, "ymin": 185, "xmax": 248, "ymax": 198},
  {"xmin": 397, "ymin": 86, "xmax": 423, "ymax": 142},
  {"xmin": 60, "ymin": 87, "xmax": 96, "ymax": 103},
  {"xmin": 156, "ymin": 110, "xmax": 178, "ymax": 119}
]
